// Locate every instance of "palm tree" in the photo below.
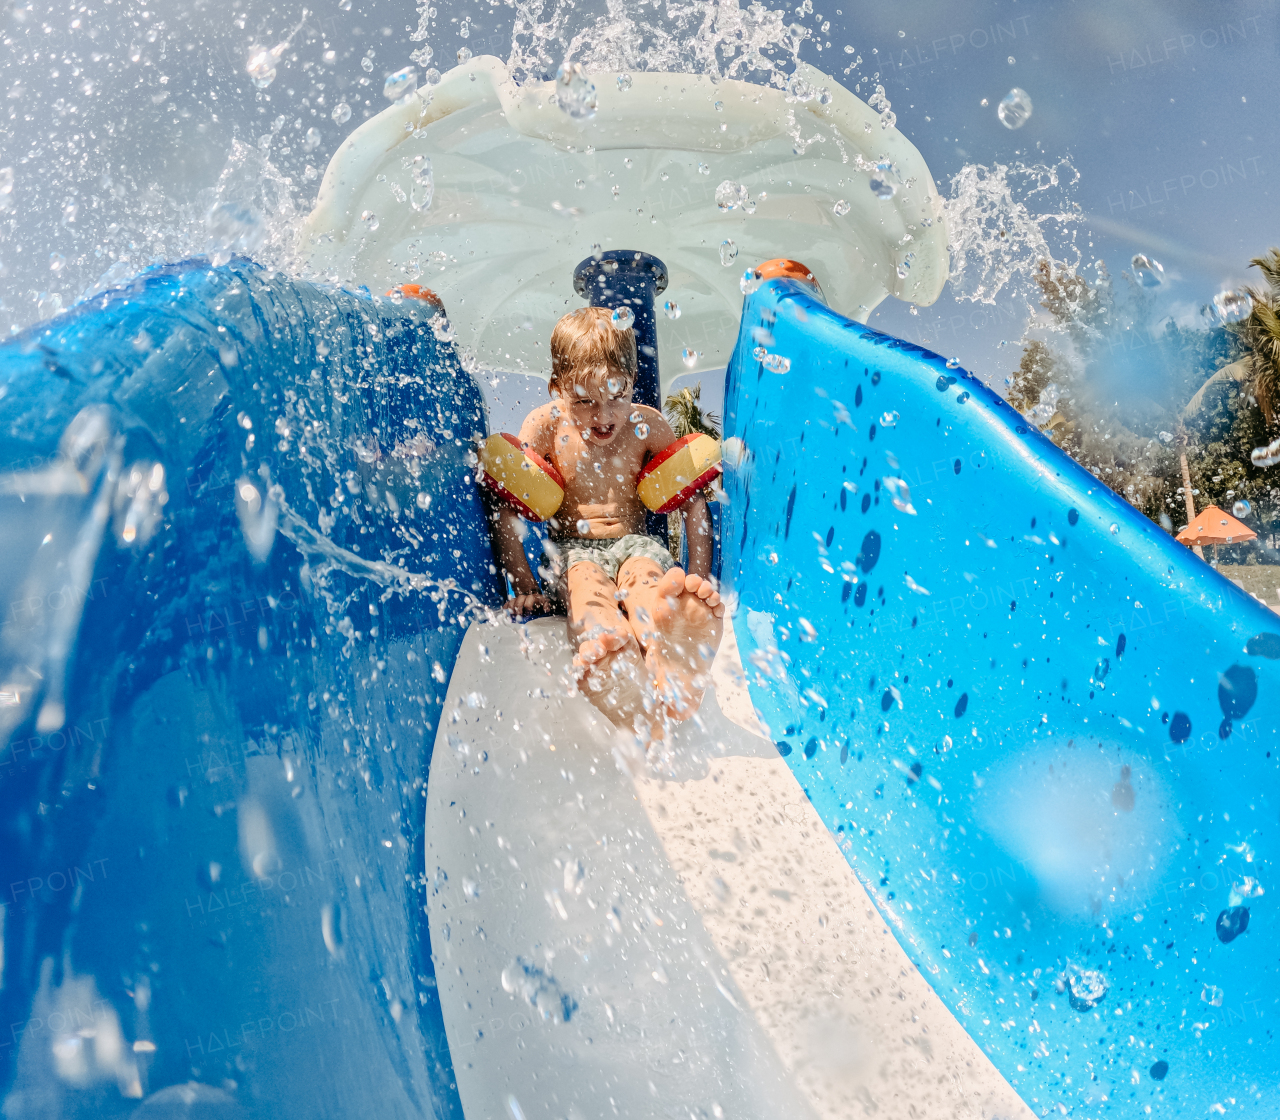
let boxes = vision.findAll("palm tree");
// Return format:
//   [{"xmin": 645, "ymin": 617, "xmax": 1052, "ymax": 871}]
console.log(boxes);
[
  {"xmin": 663, "ymin": 384, "xmax": 721, "ymax": 439},
  {"xmin": 1229, "ymin": 248, "xmax": 1280, "ymax": 426}
]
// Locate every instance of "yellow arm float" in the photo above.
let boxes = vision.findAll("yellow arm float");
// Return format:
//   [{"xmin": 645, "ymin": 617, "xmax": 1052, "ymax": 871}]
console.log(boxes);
[
  {"xmin": 636, "ymin": 433, "xmax": 722, "ymax": 514},
  {"xmin": 478, "ymin": 433, "xmax": 565, "ymax": 522}
]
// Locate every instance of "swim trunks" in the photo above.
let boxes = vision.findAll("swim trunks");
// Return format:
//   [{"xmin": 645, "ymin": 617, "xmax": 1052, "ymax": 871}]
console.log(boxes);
[{"xmin": 560, "ymin": 534, "xmax": 675, "ymax": 581}]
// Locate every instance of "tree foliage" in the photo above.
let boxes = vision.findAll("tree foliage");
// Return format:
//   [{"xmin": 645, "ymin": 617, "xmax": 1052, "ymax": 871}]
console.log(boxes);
[{"xmin": 1007, "ymin": 258, "xmax": 1280, "ymax": 552}]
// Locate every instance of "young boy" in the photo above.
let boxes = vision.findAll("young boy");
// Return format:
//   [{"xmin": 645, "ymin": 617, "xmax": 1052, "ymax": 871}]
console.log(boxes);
[{"xmin": 488, "ymin": 306, "xmax": 724, "ymax": 735}]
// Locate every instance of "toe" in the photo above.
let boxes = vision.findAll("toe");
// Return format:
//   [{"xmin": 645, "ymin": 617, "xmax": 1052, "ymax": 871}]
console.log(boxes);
[
  {"xmin": 684, "ymin": 572, "xmax": 702, "ymax": 594},
  {"xmin": 598, "ymin": 629, "xmax": 631, "ymax": 653},
  {"xmin": 578, "ymin": 638, "xmax": 605, "ymax": 663},
  {"xmin": 657, "ymin": 567, "xmax": 687, "ymax": 599}
]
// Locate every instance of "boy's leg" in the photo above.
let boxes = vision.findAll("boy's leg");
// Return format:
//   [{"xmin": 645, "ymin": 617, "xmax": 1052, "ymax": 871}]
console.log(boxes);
[
  {"xmin": 566, "ymin": 561, "xmax": 654, "ymax": 735},
  {"xmin": 617, "ymin": 559, "xmax": 724, "ymax": 720}
]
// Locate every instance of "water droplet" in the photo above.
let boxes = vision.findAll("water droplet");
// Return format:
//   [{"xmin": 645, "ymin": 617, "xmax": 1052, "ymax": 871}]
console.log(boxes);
[
  {"xmin": 740, "ymin": 268, "xmax": 763, "ymax": 294},
  {"xmin": 247, "ymin": 46, "xmax": 278, "ymax": 89},
  {"xmin": 715, "ymin": 179, "xmax": 749, "ymax": 211},
  {"xmin": 360, "ymin": 210, "xmax": 379, "ymax": 232},
  {"xmin": 681, "ymin": 348, "xmax": 699, "ymax": 368},
  {"xmin": 634, "ymin": 422, "xmax": 650, "ymax": 439},
  {"xmin": 719, "ymin": 239, "xmax": 738, "ymax": 266},
  {"xmin": 786, "ymin": 73, "xmax": 815, "ymax": 102},
  {"xmin": 423, "ymin": 68, "xmax": 442, "ymax": 86},
  {"xmin": 384, "ymin": 66, "xmax": 417, "ymax": 100},
  {"xmin": 880, "ymin": 411, "xmax": 897, "ymax": 427},
  {"xmin": 48, "ymin": 252, "xmax": 65, "ymax": 273},
  {"xmin": 997, "ymin": 87, "xmax": 1033, "ymax": 129},
  {"xmin": 697, "ymin": 161, "xmax": 710, "ymax": 175},
  {"xmin": 0, "ymin": 166, "xmax": 13, "ymax": 214},
  {"xmin": 332, "ymin": 102, "xmax": 352, "ymax": 125},
  {"xmin": 1216, "ymin": 905, "xmax": 1250, "ymax": 943},
  {"xmin": 869, "ymin": 161, "xmax": 897, "ymax": 200},
  {"xmin": 457, "ymin": 47, "xmax": 473, "ymax": 64},
  {"xmin": 554, "ymin": 62, "xmax": 597, "ymax": 120},
  {"xmin": 1233, "ymin": 499, "xmax": 1252, "ymax": 518},
  {"xmin": 605, "ymin": 376, "xmax": 622, "ymax": 395},
  {"xmin": 1064, "ymin": 964, "xmax": 1108, "ymax": 1011},
  {"xmin": 663, "ymin": 300, "xmax": 680, "ymax": 320},
  {"xmin": 1251, "ymin": 438, "xmax": 1280, "ymax": 468},
  {"xmin": 361, "ymin": 55, "xmax": 374, "ymax": 73},
  {"xmin": 762, "ymin": 353, "xmax": 791, "ymax": 374},
  {"xmin": 617, "ymin": 72, "xmax": 632, "ymax": 92},
  {"xmin": 409, "ymin": 155, "xmax": 434, "ymax": 211},
  {"xmin": 576, "ymin": 519, "xmax": 591, "ymax": 534},
  {"xmin": 832, "ymin": 198, "xmax": 851, "ymax": 216},
  {"xmin": 945, "ymin": 357, "xmax": 960, "ymax": 369},
  {"xmin": 1131, "ymin": 254, "xmax": 1164, "ymax": 287},
  {"xmin": 1231, "ymin": 875, "xmax": 1264, "ymax": 903},
  {"xmin": 1007, "ymin": 55, "xmax": 1016, "ymax": 65},
  {"xmin": 1209, "ymin": 288, "xmax": 1253, "ymax": 325},
  {"xmin": 610, "ymin": 306, "xmax": 635, "ymax": 330},
  {"xmin": 629, "ymin": 411, "xmax": 643, "ymax": 423},
  {"xmin": 590, "ymin": 242, "xmax": 603, "ymax": 261},
  {"xmin": 753, "ymin": 346, "xmax": 767, "ymax": 361}
]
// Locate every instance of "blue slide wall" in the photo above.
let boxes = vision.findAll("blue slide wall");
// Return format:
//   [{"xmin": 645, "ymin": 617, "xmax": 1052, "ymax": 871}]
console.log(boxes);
[
  {"xmin": 720, "ymin": 278, "xmax": 1280, "ymax": 1117},
  {"xmin": 0, "ymin": 261, "xmax": 494, "ymax": 1118}
]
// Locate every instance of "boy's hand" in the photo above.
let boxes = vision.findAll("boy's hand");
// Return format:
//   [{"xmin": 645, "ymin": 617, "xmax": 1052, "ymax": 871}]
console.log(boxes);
[{"xmin": 506, "ymin": 592, "xmax": 553, "ymax": 619}]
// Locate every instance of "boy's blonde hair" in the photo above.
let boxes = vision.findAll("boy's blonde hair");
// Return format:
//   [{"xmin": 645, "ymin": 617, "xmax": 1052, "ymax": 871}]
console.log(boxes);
[{"xmin": 550, "ymin": 306, "xmax": 637, "ymax": 393}]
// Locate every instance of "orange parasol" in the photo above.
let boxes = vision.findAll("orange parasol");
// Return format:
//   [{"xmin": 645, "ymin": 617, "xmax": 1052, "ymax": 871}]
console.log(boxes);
[{"xmin": 1176, "ymin": 505, "xmax": 1257, "ymax": 547}]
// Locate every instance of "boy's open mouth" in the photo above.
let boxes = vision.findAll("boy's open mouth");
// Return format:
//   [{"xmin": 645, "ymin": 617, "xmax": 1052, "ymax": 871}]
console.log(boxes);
[{"xmin": 590, "ymin": 424, "xmax": 617, "ymax": 441}]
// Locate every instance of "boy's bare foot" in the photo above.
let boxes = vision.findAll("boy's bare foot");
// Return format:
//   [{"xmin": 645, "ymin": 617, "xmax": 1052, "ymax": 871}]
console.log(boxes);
[
  {"xmin": 644, "ymin": 568, "xmax": 725, "ymax": 720},
  {"xmin": 573, "ymin": 633, "xmax": 654, "ymax": 736}
]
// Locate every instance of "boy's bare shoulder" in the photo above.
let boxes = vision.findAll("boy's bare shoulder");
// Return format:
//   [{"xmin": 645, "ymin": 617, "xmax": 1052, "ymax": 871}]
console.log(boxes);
[
  {"xmin": 516, "ymin": 401, "xmax": 557, "ymax": 449},
  {"xmin": 638, "ymin": 405, "xmax": 677, "ymax": 452}
]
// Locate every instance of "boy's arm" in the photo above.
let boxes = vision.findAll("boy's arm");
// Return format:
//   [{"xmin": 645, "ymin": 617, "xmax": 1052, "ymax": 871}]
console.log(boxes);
[
  {"xmin": 489, "ymin": 503, "xmax": 550, "ymax": 615},
  {"xmin": 682, "ymin": 495, "xmax": 713, "ymax": 579},
  {"xmin": 639, "ymin": 408, "xmax": 714, "ymax": 580},
  {"xmin": 488, "ymin": 406, "xmax": 557, "ymax": 615}
]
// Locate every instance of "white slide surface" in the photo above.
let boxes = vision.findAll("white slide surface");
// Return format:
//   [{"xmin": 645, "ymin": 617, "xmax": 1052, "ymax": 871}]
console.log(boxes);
[{"xmin": 425, "ymin": 617, "xmax": 1035, "ymax": 1120}]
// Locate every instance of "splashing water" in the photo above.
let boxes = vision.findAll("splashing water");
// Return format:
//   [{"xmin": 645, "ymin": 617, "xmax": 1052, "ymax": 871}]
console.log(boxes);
[
  {"xmin": 610, "ymin": 306, "xmax": 635, "ymax": 330},
  {"xmin": 944, "ymin": 159, "xmax": 1082, "ymax": 311},
  {"xmin": 483, "ymin": 0, "xmax": 814, "ymax": 88}
]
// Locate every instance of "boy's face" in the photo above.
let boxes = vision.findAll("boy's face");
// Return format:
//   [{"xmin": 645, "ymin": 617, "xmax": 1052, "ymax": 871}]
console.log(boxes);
[{"xmin": 555, "ymin": 366, "xmax": 635, "ymax": 444}]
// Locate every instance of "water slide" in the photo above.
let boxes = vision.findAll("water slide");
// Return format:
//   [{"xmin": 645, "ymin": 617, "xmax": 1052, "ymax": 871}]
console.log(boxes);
[{"xmin": 2, "ymin": 56, "xmax": 1277, "ymax": 1120}]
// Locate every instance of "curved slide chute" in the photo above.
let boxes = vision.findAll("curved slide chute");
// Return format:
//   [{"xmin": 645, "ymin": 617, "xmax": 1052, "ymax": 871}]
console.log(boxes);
[
  {"xmin": 0, "ymin": 261, "xmax": 495, "ymax": 1119},
  {"xmin": 719, "ymin": 277, "xmax": 1280, "ymax": 1117}
]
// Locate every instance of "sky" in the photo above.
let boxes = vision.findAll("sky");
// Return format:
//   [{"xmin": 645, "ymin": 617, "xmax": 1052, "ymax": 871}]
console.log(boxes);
[{"xmin": 1, "ymin": 0, "xmax": 1276, "ymax": 403}]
